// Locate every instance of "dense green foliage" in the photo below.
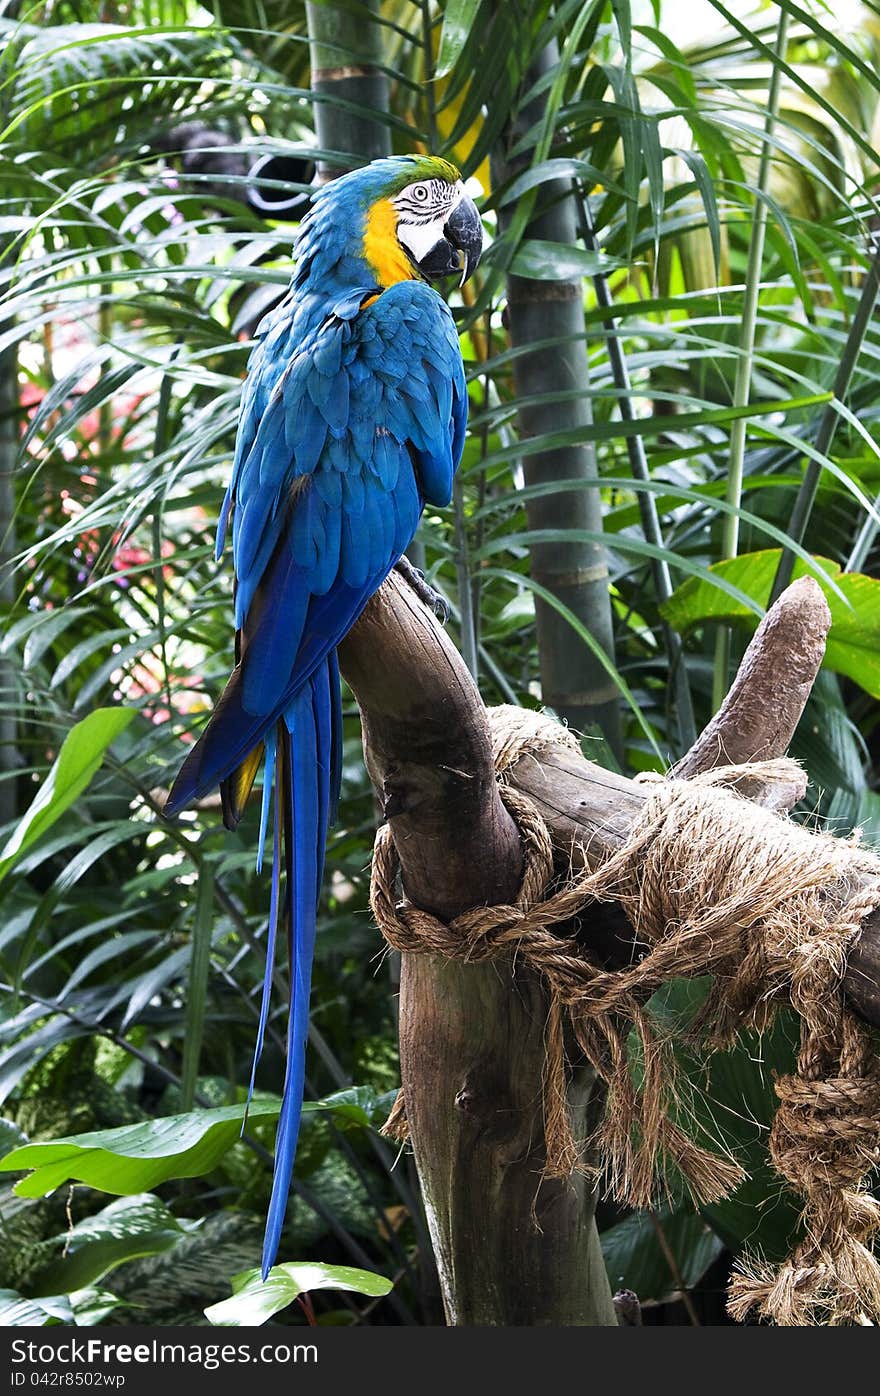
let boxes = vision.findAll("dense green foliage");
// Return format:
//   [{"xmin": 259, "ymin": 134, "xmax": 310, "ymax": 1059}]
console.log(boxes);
[{"xmin": 2, "ymin": 0, "xmax": 880, "ymax": 1326}]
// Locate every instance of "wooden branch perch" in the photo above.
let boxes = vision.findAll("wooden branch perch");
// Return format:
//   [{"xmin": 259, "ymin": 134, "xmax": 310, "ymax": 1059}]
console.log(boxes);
[
  {"xmin": 672, "ymin": 576, "xmax": 831, "ymax": 782},
  {"xmin": 338, "ymin": 570, "xmax": 880, "ymax": 1323},
  {"xmin": 339, "ymin": 577, "xmax": 615, "ymax": 1325}
]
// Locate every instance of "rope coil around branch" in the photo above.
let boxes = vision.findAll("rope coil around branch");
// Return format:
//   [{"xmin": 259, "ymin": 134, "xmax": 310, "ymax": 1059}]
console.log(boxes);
[{"xmin": 370, "ymin": 705, "xmax": 880, "ymax": 1326}]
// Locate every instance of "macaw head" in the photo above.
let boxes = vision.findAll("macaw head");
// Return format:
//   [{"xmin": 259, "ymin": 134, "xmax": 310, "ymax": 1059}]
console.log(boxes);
[
  {"xmin": 372, "ymin": 154, "xmax": 483, "ymax": 287},
  {"xmin": 308, "ymin": 155, "xmax": 483, "ymax": 291}
]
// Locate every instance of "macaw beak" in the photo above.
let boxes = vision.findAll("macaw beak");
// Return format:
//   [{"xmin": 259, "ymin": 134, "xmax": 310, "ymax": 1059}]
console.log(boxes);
[{"xmin": 417, "ymin": 194, "xmax": 483, "ymax": 287}]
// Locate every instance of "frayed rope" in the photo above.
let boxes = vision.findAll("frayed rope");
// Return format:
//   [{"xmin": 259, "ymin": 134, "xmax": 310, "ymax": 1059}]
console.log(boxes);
[{"xmin": 370, "ymin": 705, "xmax": 880, "ymax": 1326}]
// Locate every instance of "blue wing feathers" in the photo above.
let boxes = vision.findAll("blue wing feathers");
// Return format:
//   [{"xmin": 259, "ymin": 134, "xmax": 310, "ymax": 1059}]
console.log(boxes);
[
  {"xmin": 241, "ymin": 570, "xmax": 310, "ymax": 715},
  {"xmin": 341, "ymin": 466, "xmax": 366, "ymax": 515},
  {"xmin": 312, "ymin": 497, "xmax": 341, "ymax": 596},
  {"xmin": 340, "ymin": 505, "xmax": 372, "ymax": 590},
  {"xmin": 165, "ymin": 276, "xmax": 466, "ymax": 1276},
  {"xmin": 372, "ymin": 430, "xmax": 400, "ymax": 491},
  {"xmin": 314, "ymin": 466, "xmax": 343, "ymax": 509}
]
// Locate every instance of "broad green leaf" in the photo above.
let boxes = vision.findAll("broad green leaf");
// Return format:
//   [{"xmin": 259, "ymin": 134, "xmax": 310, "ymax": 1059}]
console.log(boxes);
[
  {"xmin": 508, "ymin": 238, "xmax": 622, "ymax": 281},
  {"xmin": 0, "ymin": 1101, "xmax": 280, "ymax": 1199},
  {"xmin": 648, "ymin": 980, "xmax": 801, "ymax": 1261},
  {"xmin": 487, "ymin": 591, "xmax": 536, "ymax": 637},
  {"xmin": 661, "ymin": 550, "xmax": 880, "ymax": 699},
  {"xmin": 3, "ymin": 1286, "xmax": 124, "ymax": 1327},
  {"xmin": 68, "ymin": 1289, "xmax": 123, "ymax": 1326},
  {"xmin": 0, "ymin": 707, "xmax": 135, "ymax": 884},
  {"xmin": 33, "ymin": 1194, "xmax": 200, "ymax": 1296},
  {"xmin": 305, "ymin": 1085, "xmax": 399, "ymax": 1130},
  {"xmin": 601, "ymin": 1205, "xmax": 723, "ymax": 1303},
  {"xmin": 205, "ymin": 1262, "xmax": 393, "ymax": 1327},
  {"xmin": 436, "ymin": 0, "xmax": 483, "ymax": 78},
  {"xmin": 0, "ymin": 1289, "xmax": 72, "ymax": 1326}
]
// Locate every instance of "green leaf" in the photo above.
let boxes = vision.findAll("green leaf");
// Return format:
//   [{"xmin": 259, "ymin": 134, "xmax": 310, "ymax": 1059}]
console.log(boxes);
[
  {"xmin": 0, "ymin": 1289, "xmax": 72, "ymax": 1326},
  {"xmin": 205, "ymin": 1262, "xmax": 393, "ymax": 1327},
  {"xmin": 0, "ymin": 1286, "xmax": 119, "ymax": 1326},
  {"xmin": 436, "ymin": 0, "xmax": 483, "ymax": 78},
  {"xmin": 498, "ymin": 158, "xmax": 624, "ymax": 205},
  {"xmin": 661, "ymin": 550, "xmax": 880, "ymax": 699},
  {"xmin": 691, "ymin": 1010, "xmax": 802, "ymax": 1256},
  {"xmin": 508, "ymin": 238, "xmax": 622, "ymax": 281},
  {"xmin": 0, "ymin": 706, "xmax": 135, "ymax": 884},
  {"xmin": 68, "ymin": 1289, "xmax": 123, "ymax": 1326},
  {"xmin": 33, "ymin": 1194, "xmax": 200, "ymax": 1296},
  {"xmin": 649, "ymin": 980, "xmax": 801, "ymax": 1260},
  {"xmin": 601, "ymin": 1205, "xmax": 723, "ymax": 1303},
  {"xmin": 0, "ymin": 1101, "xmax": 280, "ymax": 1199},
  {"xmin": 304, "ymin": 1085, "xmax": 399, "ymax": 1130}
]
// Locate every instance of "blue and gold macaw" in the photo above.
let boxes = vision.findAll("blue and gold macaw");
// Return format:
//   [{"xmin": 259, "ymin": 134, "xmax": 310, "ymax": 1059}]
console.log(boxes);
[{"xmin": 164, "ymin": 155, "xmax": 482, "ymax": 1277}]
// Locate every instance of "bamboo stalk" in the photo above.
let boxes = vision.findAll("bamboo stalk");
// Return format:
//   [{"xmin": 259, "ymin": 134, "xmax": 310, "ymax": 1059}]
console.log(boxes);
[
  {"xmin": 575, "ymin": 186, "xmax": 696, "ymax": 752},
  {"xmin": 305, "ymin": 0, "xmax": 392, "ymax": 176},
  {"xmin": 493, "ymin": 42, "xmax": 621, "ymax": 757}
]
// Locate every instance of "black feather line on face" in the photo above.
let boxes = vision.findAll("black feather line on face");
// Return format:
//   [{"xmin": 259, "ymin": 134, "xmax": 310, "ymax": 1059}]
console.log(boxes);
[{"xmin": 393, "ymin": 178, "xmax": 456, "ymax": 224}]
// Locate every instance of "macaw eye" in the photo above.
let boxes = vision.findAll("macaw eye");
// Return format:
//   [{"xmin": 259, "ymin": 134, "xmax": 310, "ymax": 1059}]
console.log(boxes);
[{"xmin": 412, "ymin": 184, "xmax": 429, "ymax": 201}]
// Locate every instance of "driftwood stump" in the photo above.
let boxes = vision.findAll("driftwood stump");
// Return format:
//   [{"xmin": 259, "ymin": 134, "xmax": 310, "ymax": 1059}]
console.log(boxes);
[{"xmin": 338, "ymin": 573, "xmax": 880, "ymax": 1325}]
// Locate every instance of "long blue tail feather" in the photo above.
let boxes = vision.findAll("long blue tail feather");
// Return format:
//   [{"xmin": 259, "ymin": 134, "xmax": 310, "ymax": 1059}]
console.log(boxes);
[
  {"xmin": 328, "ymin": 649, "xmax": 343, "ymax": 826},
  {"xmin": 255, "ymin": 728, "xmax": 277, "ymax": 874},
  {"xmin": 245, "ymin": 733, "xmax": 282, "ymax": 1113},
  {"xmin": 259, "ymin": 657, "xmax": 337, "ymax": 1278}
]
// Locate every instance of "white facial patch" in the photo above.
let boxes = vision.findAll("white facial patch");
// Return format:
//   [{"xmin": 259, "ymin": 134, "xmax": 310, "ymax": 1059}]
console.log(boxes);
[
  {"xmin": 396, "ymin": 215, "xmax": 450, "ymax": 264},
  {"xmin": 395, "ymin": 181, "xmax": 466, "ymax": 271}
]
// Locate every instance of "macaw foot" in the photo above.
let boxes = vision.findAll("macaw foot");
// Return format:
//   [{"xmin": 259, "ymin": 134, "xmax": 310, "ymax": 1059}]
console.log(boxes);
[{"xmin": 394, "ymin": 556, "xmax": 451, "ymax": 624}]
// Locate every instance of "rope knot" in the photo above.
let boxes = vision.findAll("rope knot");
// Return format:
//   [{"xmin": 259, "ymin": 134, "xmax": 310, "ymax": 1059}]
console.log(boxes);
[{"xmin": 772, "ymin": 1075, "xmax": 880, "ymax": 1188}]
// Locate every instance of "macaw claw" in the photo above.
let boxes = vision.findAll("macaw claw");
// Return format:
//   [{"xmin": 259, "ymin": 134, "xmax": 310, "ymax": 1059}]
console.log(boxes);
[{"xmin": 394, "ymin": 556, "xmax": 451, "ymax": 624}]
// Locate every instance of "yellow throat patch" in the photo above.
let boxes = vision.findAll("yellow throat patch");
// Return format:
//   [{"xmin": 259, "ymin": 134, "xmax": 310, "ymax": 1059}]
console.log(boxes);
[{"xmin": 363, "ymin": 198, "xmax": 419, "ymax": 287}]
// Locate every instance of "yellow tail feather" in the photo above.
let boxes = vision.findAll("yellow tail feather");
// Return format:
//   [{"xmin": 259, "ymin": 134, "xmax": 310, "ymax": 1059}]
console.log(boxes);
[{"xmin": 220, "ymin": 742, "xmax": 265, "ymax": 830}]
